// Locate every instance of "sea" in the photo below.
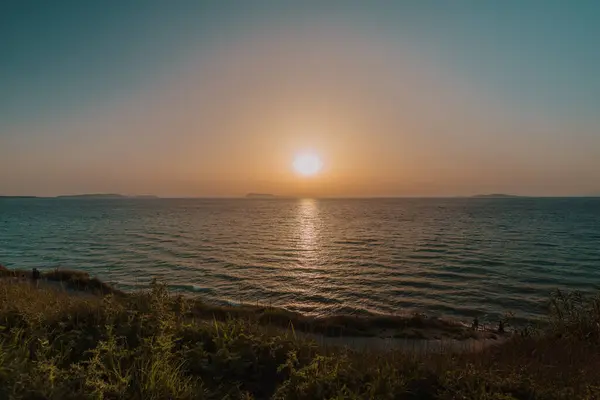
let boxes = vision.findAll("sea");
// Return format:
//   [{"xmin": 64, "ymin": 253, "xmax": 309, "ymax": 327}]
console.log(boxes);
[{"xmin": 1, "ymin": 197, "xmax": 599, "ymax": 324}]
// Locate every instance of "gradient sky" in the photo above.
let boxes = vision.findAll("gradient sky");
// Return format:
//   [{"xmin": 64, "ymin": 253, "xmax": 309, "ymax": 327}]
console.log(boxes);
[{"xmin": 1, "ymin": 1, "xmax": 599, "ymax": 197}]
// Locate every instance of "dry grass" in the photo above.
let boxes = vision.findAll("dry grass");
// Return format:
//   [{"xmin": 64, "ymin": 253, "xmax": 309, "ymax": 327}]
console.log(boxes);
[
  {"xmin": 0, "ymin": 265, "xmax": 490, "ymax": 340},
  {"xmin": 0, "ymin": 267, "xmax": 599, "ymax": 399},
  {"xmin": 0, "ymin": 265, "xmax": 124, "ymax": 296},
  {"xmin": 184, "ymin": 300, "xmax": 485, "ymax": 340}
]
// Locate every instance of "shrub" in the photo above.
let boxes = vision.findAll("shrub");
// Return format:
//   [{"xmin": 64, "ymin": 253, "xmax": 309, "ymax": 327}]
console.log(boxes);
[{"xmin": 0, "ymin": 274, "xmax": 598, "ymax": 399}]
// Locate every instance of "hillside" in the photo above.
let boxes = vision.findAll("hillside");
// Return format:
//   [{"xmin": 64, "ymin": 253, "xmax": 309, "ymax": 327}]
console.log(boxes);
[
  {"xmin": 0, "ymin": 266, "xmax": 598, "ymax": 399},
  {"xmin": 472, "ymin": 193, "xmax": 522, "ymax": 198},
  {"xmin": 246, "ymin": 193, "xmax": 277, "ymax": 198},
  {"xmin": 56, "ymin": 193, "xmax": 126, "ymax": 199}
]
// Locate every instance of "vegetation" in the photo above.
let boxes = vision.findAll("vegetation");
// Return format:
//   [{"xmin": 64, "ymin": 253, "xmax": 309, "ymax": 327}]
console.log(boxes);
[
  {"xmin": 0, "ymin": 267, "xmax": 492, "ymax": 340},
  {"xmin": 0, "ymin": 267, "xmax": 123, "ymax": 296},
  {"xmin": 0, "ymin": 268, "xmax": 598, "ymax": 399}
]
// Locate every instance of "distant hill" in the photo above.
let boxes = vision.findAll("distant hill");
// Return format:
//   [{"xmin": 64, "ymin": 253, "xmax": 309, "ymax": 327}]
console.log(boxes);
[
  {"xmin": 472, "ymin": 194, "xmax": 521, "ymax": 198},
  {"xmin": 56, "ymin": 194, "xmax": 161, "ymax": 199},
  {"xmin": 245, "ymin": 193, "xmax": 276, "ymax": 198},
  {"xmin": 56, "ymin": 194, "xmax": 126, "ymax": 199},
  {"xmin": 0, "ymin": 196, "xmax": 38, "ymax": 199}
]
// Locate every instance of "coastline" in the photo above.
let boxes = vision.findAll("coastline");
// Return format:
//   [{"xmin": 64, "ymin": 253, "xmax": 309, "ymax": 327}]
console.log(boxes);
[
  {"xmin": 0, "ymin": 265, "xmax": 597, "ymax": 398},
  {"xmin": 0, "ymin": 265, "xmax": 508, "ymax": 343}
]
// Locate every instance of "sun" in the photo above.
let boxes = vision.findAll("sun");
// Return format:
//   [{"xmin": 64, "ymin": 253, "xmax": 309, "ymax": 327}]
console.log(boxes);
[{"xmin": 293, "ymin": 152, "xmax": 323, "ymax": 176}]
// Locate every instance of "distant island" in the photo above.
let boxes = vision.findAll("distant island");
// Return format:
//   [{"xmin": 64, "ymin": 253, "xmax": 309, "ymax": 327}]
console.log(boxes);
[
  {"xmin": 55, "ymin": 194, "xmax": 159, "ymax": 199},
  {"xmin": 472, "ymin": 194, "xmax": 522, "ymax": 198},
  {"xmin": 56, "ymin": 194, "xmax": 126, "ymax": 199},
  {"xmin": 245, "ymin": 193, "xmax": 277, "ymax": 199}
]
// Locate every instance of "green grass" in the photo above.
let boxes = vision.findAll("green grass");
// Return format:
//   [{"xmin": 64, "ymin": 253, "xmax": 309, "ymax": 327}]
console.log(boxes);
[{"xmin": 0, "ymin": 270, "xmax": 599, "ymax": 399}]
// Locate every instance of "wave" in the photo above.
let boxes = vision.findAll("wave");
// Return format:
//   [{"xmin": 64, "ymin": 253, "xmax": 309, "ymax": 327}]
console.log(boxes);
[{"xmin": 2, "ymin": 197, "xmax": 599, "ymax": 324}]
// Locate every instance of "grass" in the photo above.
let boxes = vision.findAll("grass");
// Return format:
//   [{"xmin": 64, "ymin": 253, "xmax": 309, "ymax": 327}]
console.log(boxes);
[
  {"xmin": 0, "ymin": 268, "xmax": 599, "ymax": 399},
  {"xmin": 184, "ymin": 301, "xmax": 488, "ymax": 340},
  {"xmin": 0, "ymin": 266, "xmax": 492, "ymax": 340},
  {"xmin": 0, "ymin": 266, "xmax": 123, "ymax": 296}
]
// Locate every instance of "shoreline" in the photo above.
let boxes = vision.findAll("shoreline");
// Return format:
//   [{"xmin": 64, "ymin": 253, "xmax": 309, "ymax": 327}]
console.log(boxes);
[
  {"xmin": 0, "ymin": 265, "xmax": 597, "ymax": 398},
  {"xmin": 0, "ymin": 265, "xmax": 510, "ymax": 342}
]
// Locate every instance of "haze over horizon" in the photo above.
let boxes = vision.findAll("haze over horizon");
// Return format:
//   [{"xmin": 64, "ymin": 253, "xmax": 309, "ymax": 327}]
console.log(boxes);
[
  {"xmin": 3, "ymin": 192, "xmax": 600, "ymax": 199},
  {"xmin": 2, "ymin": 1, "xmax": 599, "ymax": 198}
]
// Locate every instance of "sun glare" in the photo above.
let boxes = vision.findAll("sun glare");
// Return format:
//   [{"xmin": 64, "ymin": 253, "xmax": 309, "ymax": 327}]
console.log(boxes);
[{"xmin": 293, "ymin": 152, "xmax": 323, "ymax": 177}]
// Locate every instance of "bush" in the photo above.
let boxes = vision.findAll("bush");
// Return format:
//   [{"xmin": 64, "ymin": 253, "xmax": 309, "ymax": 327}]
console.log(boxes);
[
  {"xmin": 548, "ymin": 289, "xmax": 600, "ymax": 342},
  {"xmin": 0, "ymin": 276, "xmax": 599, "ymax": 399}
]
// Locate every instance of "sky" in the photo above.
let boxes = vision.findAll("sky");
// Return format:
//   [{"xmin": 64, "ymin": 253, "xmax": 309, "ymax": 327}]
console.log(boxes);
[{"xmin": 1, "ymin": 1, "xmax": 599, "ymax": 197}]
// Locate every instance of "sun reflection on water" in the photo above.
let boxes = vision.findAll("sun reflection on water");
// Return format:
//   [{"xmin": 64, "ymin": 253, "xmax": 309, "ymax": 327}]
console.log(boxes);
[
  {"xmin": 298, "ymin": 198, "xmax": 318, "ymax": 256},
  {"xmin": 290, "ymin": 198, "xmax": 326, "ymax": 298}
]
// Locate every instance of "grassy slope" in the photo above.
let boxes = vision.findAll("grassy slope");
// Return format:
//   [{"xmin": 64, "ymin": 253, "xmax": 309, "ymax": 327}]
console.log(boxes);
[
  {"xmin": 0, "ymin": 271, "xmax": 599, "ymax": 399},
  {"xmin": 0, "ymin": 266, "xmax": 502, "ymax": 340},
  {"xmin": 0, "ymin": 268, "xmax": 499, "ymax": 341}
]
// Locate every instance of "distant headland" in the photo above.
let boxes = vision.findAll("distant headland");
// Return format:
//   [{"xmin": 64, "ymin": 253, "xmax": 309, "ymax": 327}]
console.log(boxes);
[
  {"xmin": 57, "ymin": 194, "xmax": 126, "ymax": 199},
  {"xmin": 56, "ymin": 194, "xmax": 159, "ymax": 199},
  {"xmin": 471, "ymin": 194, "xmax": 522, "ymax": 198},
  {"xmin": 245, "ymin": 193, "xmax": 277, "ymax": 198}
]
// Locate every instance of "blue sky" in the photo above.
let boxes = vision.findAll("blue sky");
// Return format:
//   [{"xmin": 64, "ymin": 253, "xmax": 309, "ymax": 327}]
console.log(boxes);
[{"xmin": 1, "ymin": 1, "xmax": 599, "ymax": 196}]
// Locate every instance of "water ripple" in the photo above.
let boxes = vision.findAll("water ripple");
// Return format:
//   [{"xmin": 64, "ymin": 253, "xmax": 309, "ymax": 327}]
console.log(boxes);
[{"xmin": 1, "ymin": 197, "xmax": 599, "ymax": 323}]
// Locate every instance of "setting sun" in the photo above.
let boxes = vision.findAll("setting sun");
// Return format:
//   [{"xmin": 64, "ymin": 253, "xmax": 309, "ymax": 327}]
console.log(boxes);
[
  {"xmin": 2, "ymin": 2, "xmax": 600, "ymax": 395},
  {"xmin": 293, "ymin": 152, "xmax": 323, "ymax": 177}
]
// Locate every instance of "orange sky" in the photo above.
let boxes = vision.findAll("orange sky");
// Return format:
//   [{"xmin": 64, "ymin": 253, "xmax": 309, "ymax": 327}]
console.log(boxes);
[{"xmin": 1, "ymin": 4, "xmax": 599, "ymax": 197}]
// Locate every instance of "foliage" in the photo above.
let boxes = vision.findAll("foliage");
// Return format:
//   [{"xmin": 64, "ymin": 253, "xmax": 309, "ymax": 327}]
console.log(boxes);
[
  {"xmin": 0, "ymin": 278, "xmax": 599, "ymax": 399},
  {"xmin": 548, "ymin": 289, "xmax": 600, "ymax": 342}
]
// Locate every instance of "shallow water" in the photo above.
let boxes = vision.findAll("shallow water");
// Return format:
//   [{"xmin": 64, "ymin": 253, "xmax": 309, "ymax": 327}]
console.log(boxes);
[{"xmin": 1, "ymin": 197, "xmax": 599, "ymax": 323}]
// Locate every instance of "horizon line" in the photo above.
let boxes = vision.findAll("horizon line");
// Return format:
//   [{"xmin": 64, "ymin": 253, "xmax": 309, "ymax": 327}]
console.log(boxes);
[{"xmin": 2, "ymin": 194, "xmax": 600, "ymax": 199}]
